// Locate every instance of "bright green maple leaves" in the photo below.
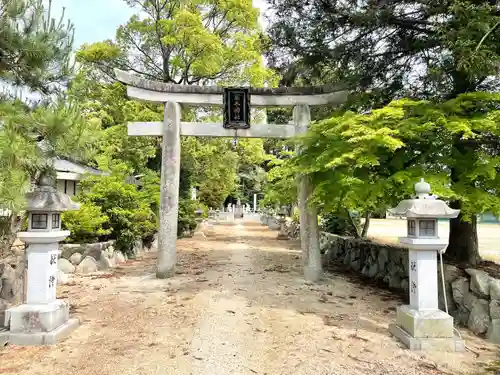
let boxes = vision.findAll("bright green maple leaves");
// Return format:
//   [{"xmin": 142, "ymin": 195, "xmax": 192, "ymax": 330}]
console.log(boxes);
[{"xmin": 289, "ymin": 93, "xmax": 500, "ymax": 219}]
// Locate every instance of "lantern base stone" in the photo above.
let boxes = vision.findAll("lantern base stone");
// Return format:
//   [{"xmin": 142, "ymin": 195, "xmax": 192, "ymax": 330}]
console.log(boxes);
[
  {"xmin": 389, "ymin": 305, "xmax": 465, "ymax": 352},
  {"xmin": 7, "ymin": 318, "xmax": 79, "ymax": 346},
  {"xmin": 4, "ymin": 300, "xmax": 79, "ymax": 346},
  {"xmin": 0, "ymin": 327, "xmax": 8, "ymax": 346},
  {"xmin": 217, "ymin": 212, "xmax": 235, "ymax": 222},
  {"xmin": 389, "ymin": 324, "xmax": 464, "ymax": 352},
  {"xmin": 192, "ymin": 230, "xmax": 206, "ymax": 239}
]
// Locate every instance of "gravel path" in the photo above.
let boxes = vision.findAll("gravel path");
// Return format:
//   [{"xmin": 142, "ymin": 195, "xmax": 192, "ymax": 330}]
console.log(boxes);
[{"xmin": 0, "ymin": 219, "xmax": 497, "ymax": 375}]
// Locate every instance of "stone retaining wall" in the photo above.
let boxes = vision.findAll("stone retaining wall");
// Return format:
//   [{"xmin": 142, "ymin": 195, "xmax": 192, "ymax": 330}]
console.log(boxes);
[
  {"xmin": 262, "ymin": 214, "xmax": 500, "ymax": 344},
  {"xmin": 57, "ymin": 239, "xmax": 152, "ymax": 279},
  {"xmin": 0, "ymin": 246, "xmax": 25, "ymax": 327}
]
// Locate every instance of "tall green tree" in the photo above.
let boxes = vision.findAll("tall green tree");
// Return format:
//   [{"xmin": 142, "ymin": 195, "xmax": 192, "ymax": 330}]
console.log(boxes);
[
  {"xmin": 267, "ymin": 0, "xmax": 500, "ymax": 261},
  {"xmin": 268, "ymin": 0, "xmax": 500, "ymax": 104},
  {"xmin": 296, "ymin": 93, "xmax": 500, "ymax": 264},
  {"xmin": 76, "ymin": 0, "xmax": 274, "ymax": 86},
  {"xmin": 0, "ymin": 0, "xmax": 74, "ymax": 93}
]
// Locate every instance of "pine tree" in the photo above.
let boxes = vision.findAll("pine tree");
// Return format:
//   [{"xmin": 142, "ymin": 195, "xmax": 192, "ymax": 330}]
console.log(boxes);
[{"xmin": 0, "ymin": 0, "xmax": 74, "ymax": 94}]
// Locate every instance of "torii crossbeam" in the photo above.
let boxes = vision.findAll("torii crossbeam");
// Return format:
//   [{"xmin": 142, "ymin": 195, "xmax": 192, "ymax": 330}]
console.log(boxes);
[{"xmin": 115, "ymin": 69, "xmax": 348, "ymax": 282}]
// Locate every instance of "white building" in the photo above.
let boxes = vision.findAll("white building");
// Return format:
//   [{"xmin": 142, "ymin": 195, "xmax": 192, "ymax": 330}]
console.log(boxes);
[{"xmin": 53, "ymin": 158, "xmax": 108, "ymax": 197}]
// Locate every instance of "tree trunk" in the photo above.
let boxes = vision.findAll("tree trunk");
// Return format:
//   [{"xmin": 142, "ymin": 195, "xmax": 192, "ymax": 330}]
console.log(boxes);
[
  {"xmin": 447, "ymin": 200, "xmax": 481, "ymax": 265},
  {"xmin": 361, "ymin": 211, "xmax": 371, "ymax": 239},
  {"xmin": 347, "ymin": 210, "xmax": 361, "ymax": 238},
  {"xmin": 0, "ymin": 213, "xmax": 24, "ymax": 256}
]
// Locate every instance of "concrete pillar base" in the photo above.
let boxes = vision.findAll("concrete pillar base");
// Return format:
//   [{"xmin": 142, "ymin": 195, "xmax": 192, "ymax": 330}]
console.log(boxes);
[
  {"xmin": 4, "ymin": 300, "xmax": 79, "ymax": 346},
  {"xmin": 0, "ymin": 327, "xmax": 8, "ymax": 346},
  {"xmin": 389, "ymin": 305, "xmax": 465, "ymax": 352},
  {"xmin": 192, "ymin": 231, "xmax": 206, "ymax": 239},
  {"xmin": 217, "ymin": 212, "xmax": 234, "ymax": 222},
  {"xmin": 389, "ymin": 323, "xmax": 464, "ymax": 352}
]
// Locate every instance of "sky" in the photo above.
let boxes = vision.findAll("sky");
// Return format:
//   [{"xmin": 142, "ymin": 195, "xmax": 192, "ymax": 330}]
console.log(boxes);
[{"xmin": 48, "ymin": 0, "xmax": 270, "ymax": 50}]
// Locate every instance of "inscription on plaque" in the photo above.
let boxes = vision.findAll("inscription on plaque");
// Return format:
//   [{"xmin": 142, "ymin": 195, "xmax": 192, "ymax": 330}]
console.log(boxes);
[
  {"xmin": 50, "ymin": 254, "xmax": 57, "ymax": 265},
  {"xmin": 223, "ymin": 88, "xmax": 250, "ymax": 129}
]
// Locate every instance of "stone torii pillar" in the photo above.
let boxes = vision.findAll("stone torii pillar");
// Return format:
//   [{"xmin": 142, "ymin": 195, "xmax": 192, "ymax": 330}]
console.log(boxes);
[
  {"xmin": 114, "ymin": 69, "xmax": 348, "ymax": 281},
  {"xmin": 294, "ymin": 105, "xmax": 321, "ymax": 281}
]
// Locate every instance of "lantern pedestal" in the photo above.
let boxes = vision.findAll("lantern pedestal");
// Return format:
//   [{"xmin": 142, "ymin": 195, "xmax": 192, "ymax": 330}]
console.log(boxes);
[
  {"xmin": 3, "ymin": 231, "xmax": 79, "ymax": 346},
  {"xmin": 389, "ymin": 246, "xmax": 465, "ymax": 351},
  {"xmin": 389, "ymin": 307, "xmax": 464, "ymax": 351},
  {"xmin": 5, "ymin": 302, "xmax": 79, "ymax": 346},
  {"xmin": 276, "ymin": 217, "xmax": 288, "ymax": 240}
]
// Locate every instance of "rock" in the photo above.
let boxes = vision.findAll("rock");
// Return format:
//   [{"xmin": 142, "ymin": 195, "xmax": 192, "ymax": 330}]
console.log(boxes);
[
  {"xmin": 466, "ymin": 268, "xmax": 491, "ymax": 298},
  {"xmin": 490, "ymin": 279, "xmax": 500, "ymax": 300},
  {"xmin": 451, "ymin": 307, "xmax": 470, "ymax": 327},
  {"xmin": 387, "ymin": 261, "xmax": 398, "ymax": 276},
  {"xmin": 99, "ymin": 256, "xmax": 113, "ymax": 270},
  {"xmin": 468, "ymin": 298, "xmax": 490, "ymax": 334},
  {"xmin": 0, "ymin": 263, "xmax": 17, "ymax": 301},
  {"xmin": 438, "ymin": 264, "xmax": 462, "ymax": 285},
  {"xmin": 368, "ymin": 263, "xmax": 378, "ymax": 278},
  {"xmin": 490, "ymin": 300, "xmax": 500, "ymax": 320},
  {"xmin": 389, "ymin": 275, "xmax": 401, "ymax": 289},
  {"xmin": 438, "ymin": 279, "xmax": 456, "ymax": 314},
  {"xmin": 464, "ymin": 290, "xmax": 478, "ymax": 311},
  {"xmin": 401, "ymin": 278, "xmax": 409, "ymax": 294},
  {"xmin": 83, "ymin": 242, "xmax": 108, "ymax": 260},
  {"xmin": 486, "ymin": 319, "xmax": 500, "ymax": 344},
  {"xmin": 60, "ymin": 244, "xmax": 83, "ymax": 260},
  {"xmin": 57, "ymin": 258, "xmax": 76, "ymax": 274},
  {"xmin": 350, "ymin": 260, "xmax": 360, "ymax": 272},
  {"xmin": 100, "ymin": 250, "xmax": 111, "ymax": 261},
  {"xmin": 342, "ymin": 252, "xmax": 350, "ymax": 266},
  {"xmin": 76, "ymin": 256, "xmax": 99, "ymax": 274},
  {"xmin": 69, "ymin": 252, "xmax": 82, "ymax": 266},
  {"xmin": 107, "ymin": 245, "xmax": 115, "ymax": 256},
  {"xmin": 113, "ymin": 251, "xmax": 126, "ymax": 264},
  {"xmin": 361, "ymin": 265, "xmax": 370, "ymax": 277},
  {"xmin": 57, "ymin": 270, "xmax": 69, "ymax": 285},
  {"xmin": 451, "ymin": 277, "xmax": 469, "ymax": 306},
  {"xmin": 378, "ymin": 248, "xmax": 389, "ymax": 271}
]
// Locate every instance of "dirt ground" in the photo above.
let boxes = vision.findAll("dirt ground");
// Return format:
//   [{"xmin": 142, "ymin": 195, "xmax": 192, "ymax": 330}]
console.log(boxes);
[{"xmin": 1, "ymin": 220, "xmax": 499, "ymax": 375}]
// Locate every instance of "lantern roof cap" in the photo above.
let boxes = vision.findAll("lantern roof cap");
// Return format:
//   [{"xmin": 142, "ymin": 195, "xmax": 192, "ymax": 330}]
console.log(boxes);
[
  {"xmin": 25, "ymin": 175, "xmax": 80, "ymax": 212},
  {"xmin": 387, "ymin": 178, "xmax": 460, "ymax": 219}
]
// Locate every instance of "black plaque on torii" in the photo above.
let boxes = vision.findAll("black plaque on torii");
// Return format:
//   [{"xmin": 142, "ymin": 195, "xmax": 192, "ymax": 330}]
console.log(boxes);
[{"xmin": 223, "ymin": 88, "xmax": 250, "ymax": 129}]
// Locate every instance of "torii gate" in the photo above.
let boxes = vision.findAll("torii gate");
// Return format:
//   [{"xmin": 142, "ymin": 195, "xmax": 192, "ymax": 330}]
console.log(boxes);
[{"xmin": 114, "ymin": 69, "xmax": 348, "ymax": 282}]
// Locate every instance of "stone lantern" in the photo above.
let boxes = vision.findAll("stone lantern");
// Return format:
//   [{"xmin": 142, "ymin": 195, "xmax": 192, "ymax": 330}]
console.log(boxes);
[
  {"xmin": 4, "ymin": 175, "xmax": 80, "ymax": 345},
  {"xmin": 387, "ymin": 178, "xmax": 464, "ymax": 351},
  {"xmin": 276, "ymin": 206, "xmax": 289, "ymax": 240}
]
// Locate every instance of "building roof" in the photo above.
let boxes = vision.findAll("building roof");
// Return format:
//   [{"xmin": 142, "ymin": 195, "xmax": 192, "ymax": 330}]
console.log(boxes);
[{"xmin": 53, "ymin": 158, "xmax": 106, "ymax": 176}]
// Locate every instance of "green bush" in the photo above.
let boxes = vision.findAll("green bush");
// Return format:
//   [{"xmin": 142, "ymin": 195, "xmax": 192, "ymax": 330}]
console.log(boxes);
[
  {"xmin": 178, "ymin": 198, "xmax": 198, "ymax": 236},
  {"xmin": 79, "ymin": 174, "xmax": 158, "ymax": 256},
  {"xmin": 63, "ymin": 202, "xmax": 111, "ymax": 243},
  {"xmin": 321, "ymin": 211, "xmax": 360, "ymax": 237}
]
